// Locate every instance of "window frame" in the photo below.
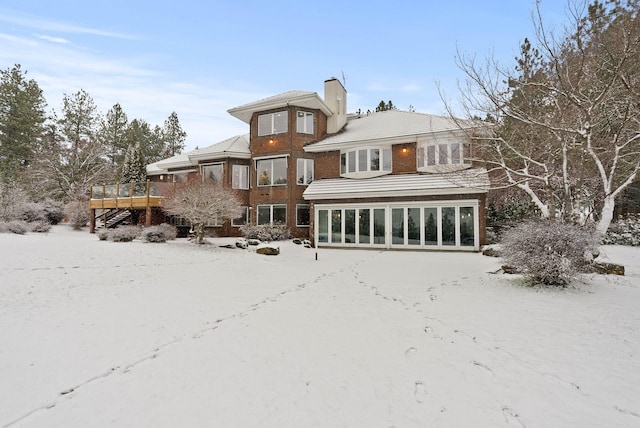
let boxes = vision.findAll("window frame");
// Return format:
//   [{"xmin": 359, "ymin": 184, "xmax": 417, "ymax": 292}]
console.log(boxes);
[
  {"xmin": 232, "ymin": 164, "xmax": 249, "ymax": 190},
  {"xmin": 257, "ymin": 204, "xmax": 287, "ymax": 226},
  {"xmin": 417, "ymin": 139, "xmax": 471, "ymax": 172},
  {"xmin": 201, "ymin": 162, "xmax": 224, "ymax": 184},
  {"xmin": 296, "ymin": 111, "xmax": 314, "ymax": 134},
  {"xmin": 340, "ymin": 147, "xmax": 392, "ymax": 178},
  {"xmin": 296, "ymin": 204, "xmax": 310, "ymax": 227},
  {"xmin": 256, "ymin": 157, "xmax": 288, "ymax": 187},
  {"xmin": 257, "ymin": 111, "xmax": 288, "ymax": 136},
  {"xmin": 232, "ymin": 206, "xmax": 249, "ymax": 227},
  {"xmin": 297, "ymin": 158, "xmax": 314, "ymax": 185}
]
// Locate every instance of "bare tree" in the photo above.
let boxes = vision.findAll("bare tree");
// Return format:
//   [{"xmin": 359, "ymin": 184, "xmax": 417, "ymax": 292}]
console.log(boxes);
[
  {"xmin": 163, "ymin": 181, "xmax": 244, "ymax": 244},
  {"xmin": 450, "ymin": 0, "xmax": 640, "ymax": 237}
]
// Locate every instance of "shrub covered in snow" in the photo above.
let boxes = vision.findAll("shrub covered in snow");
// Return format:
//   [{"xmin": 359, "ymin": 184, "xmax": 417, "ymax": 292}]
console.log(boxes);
[
  {"xmin": 30, "ymin": 220, "xmax": 52, "ymax": 233},
  {"xmin": 97, "ymin": 228, "xmax": 111, "ymax": 241},
  {"xmin": 109, "ymin": 226, "xmax": 141, "ymax": 242},
  {"xmin": 0, "ymin": 220, "xmax": 29, "ymax": 235},
  {"xmin": 500, "ymin": 219, "xmax": 596, "ymax": 286},
  {"xmin": 18, "ymin": 202, "xmax": 47, "ymax": 223},
  {"xmin": 603, "ymin": 214, "xmax": 640, "ymax": 246},
  {"xmin": 65, "ymin": 200, "xmax": 90, "ymax": 230},
  {"xmin": 240, "ymin": 223, "xmax": 291, "ymax": 242},
  {"xmin": 42, "ymin": 200, "xmax": 65, "ymax": 225},
  {"xmin": 140, "ymin": 224, "xmax": 177, "ymax": 243}
]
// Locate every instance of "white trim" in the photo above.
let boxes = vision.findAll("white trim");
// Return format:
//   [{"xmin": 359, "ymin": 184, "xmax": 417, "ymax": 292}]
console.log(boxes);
[{"xmin": 252, "ymin": 154, "xmax": 291, "ymax": 161}]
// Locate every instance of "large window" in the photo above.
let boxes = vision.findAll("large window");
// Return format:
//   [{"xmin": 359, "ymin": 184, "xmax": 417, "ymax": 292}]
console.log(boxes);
[
  {"xmin": 172, "ymin": 171, "xmax": 189, "ymax": 183},
  {"xmin": 257, "ymin": 158, "xmax": 287, "ymax": 186},
  {"xmin": 297, "ymin": 158, "xmax": 314, "ymax": 185},
  {"xmin": 257, "ymin": 205, "xmax": 287, "ymax": 225},
  {"xmin": 340, "ymin": 147, "xmax": 392, "ymax": 176},
  {"xmin": 258, "ymin": 111, "xmax": 288, "ymax": 136},
  {"xmin": 232, "ymin": 165, "xmax": 249, "ymax": 189},
  {"xmin": 232, "ymin": 207, "xmax": 249, "ymax": 226},
  {"xmin": 202, "ymin": 163, "xmax": 224, "ymax": 184},
  {"xmin": 418, "ymin": 141, "xmax": 470, "ymax": 169},
  {"xmin": 296, "ymin": 204, "xmax": 310, "ymax": 227},
  {"xmin": 296, "ymin": 111, "xmax": 314, "ymax": 134}
]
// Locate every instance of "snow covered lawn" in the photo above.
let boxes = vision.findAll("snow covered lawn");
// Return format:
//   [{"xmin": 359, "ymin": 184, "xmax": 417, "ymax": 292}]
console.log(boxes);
[{"xmin": 1, "ymin": 226, "xmax": 639, "ymax": 427}]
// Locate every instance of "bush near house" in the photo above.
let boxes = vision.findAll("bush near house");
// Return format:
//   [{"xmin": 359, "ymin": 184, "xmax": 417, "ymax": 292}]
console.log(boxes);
[
  {"xmin": 240, "ymin": 223, "xmax": 291, "ymax": 242},
  {"xmin": 500, "ymin": 219, "xmax": 597, "ymax": 286},
  {"xmin": 140, "ymin": 224, "xmax": 178, "ymax": 243}
]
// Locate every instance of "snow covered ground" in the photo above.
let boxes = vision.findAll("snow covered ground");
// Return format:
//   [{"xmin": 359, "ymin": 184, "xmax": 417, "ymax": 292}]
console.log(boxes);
[{"xmin": 0, "ymin": 225, "xmax": 639, "ymax": 427}]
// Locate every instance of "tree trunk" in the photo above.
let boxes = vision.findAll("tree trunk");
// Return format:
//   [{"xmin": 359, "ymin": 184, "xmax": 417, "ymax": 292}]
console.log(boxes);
[{"xmin": 595, "ymin": 196, "xmax": 615, "ymax": 240}]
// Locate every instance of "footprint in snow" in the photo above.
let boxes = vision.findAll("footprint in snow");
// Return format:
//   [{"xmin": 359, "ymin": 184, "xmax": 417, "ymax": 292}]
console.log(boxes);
[{"xmin": 414, "ymin": 381, "xmax": 427, "ymax": 403}]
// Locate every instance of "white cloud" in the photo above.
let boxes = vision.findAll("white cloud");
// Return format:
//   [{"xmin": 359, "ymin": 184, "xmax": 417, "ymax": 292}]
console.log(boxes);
[{"xmin": 35, "ymin": 34, "xmax": 71, "ymax": 44}]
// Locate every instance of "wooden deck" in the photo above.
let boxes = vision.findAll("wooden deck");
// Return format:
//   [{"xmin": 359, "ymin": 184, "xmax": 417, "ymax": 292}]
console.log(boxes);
[{"xmin": 88, "ymin": 195, "xmax": 164, "ymax": 210}]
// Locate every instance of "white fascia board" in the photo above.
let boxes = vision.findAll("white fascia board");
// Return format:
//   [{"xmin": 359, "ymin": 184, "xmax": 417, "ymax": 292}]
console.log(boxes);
[
  {"xmin": 189, "ymin": 151, "xmax": 251, "ymax": 162},
  {"xmin": 303, "ymin": 186, "xmax": 488, "ymax": 201},
  {"xmin": 252, "ymin": 153, "xmax": 291, "ymax": 161},
  {"xmin": 304, "ymin": 135, "xmax": 419, "ymax": 153},
  {"xmin": 228, "ymin": 94, "xmax": 333, "ymax": 124}
]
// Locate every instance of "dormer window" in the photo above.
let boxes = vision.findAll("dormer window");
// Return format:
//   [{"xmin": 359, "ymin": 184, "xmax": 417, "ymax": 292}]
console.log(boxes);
[
  {"xmin": 258, "ymin": 111, "xmax": 288, "ymax": 136},
  {"xmin": 417, "ymin": 138, "xmax": 471, "ymax": 173},
  {"xmin": 296, "ymin": 111, "xmax": 314, "ymax": 134},
  {"xmin": 340, "ymin": 147, "xmax": 392, "ymax": 178}
]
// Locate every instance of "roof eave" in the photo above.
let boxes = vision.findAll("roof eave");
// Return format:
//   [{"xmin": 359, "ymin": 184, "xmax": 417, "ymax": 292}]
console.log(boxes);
[{"xmin": 228, "ymin": 93, "xmax": 333, "ymax": 124}]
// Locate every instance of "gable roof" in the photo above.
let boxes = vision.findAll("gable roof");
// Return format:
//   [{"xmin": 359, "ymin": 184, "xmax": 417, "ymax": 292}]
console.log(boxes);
[
  {"xmin": 228, "ymin": 90, "xmax": 333, "ymax": 124},
  {"xmin": 305, "ymin": 110, "xmax": 480, "ymax": 152},
  {"xmin": 303, "ymin": 168, "xmax": 490, "ymax": 200}
]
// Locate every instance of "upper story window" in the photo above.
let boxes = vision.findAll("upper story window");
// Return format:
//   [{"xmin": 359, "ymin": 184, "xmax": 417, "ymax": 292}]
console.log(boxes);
[
  {"xmin": 296, "ymin": 111, "xmax": 314, "ymax": 134},
  {"xmin": 297, "ymin": 158, "xmax": 314, "ymax": 185},
  {"xmin": 232, "ymin": 165, "xmax": 249, "ymax": 189},
  {"xmin": 201, "ymin": 163, "xmax": 224, "ymax": 184},
  {"xmin": 257, "ymin": 157, "xmax": 287, "ymax": 186},
  {"xmin": 417, "ymin": 140, "xmax": 471, "ymax": 173},
  {"xmin": 172, "ymin": 171, "xmax": 189, "ymax": 183},
  {"xmin": 340, "ymin": 147, "xmax": 392, "ymax": 178},
  {"xmin": 258, "ymin": 111, "xmax": 288, "ymax": 136}
]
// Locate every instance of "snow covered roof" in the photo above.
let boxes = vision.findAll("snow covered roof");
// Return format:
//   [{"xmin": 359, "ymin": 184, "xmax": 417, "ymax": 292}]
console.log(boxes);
[
  {"xmin": 228, "ymin": 90, "xmax": 334, "ymax": 124},
  {"xmin": 189, "ymin": 134, "xmax": 250, "ymax": 161},
  {"xmin": 146, "ymin": 134, "xmax": 250, "ymax": 175},
  {"xmin": 305, "ymin": 110, "xmax": 481, "ymax": 152},
  {"xmin": 303, "ymin": 168, "xmax": 490, "ymax": 200}
]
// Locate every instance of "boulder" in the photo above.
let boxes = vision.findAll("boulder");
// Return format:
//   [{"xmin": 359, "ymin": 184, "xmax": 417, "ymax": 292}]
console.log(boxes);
[
  {"xmin": 502, "ymin": 265, "xmax": 519, "ymax": 274},
  {"xmin": 235, "ymin": 238, "xmax": 248, "ymax": 249},
  {"xmin": 256, "ymin": 243, "xmax": 280, "ymax": 255},
  {"xmin": 593, "ymin": 262, "xmax": 625, "ymax": 276},
  {"xmin": 247, "ymin": 238, "xmax": 261, "ymax": 246},
  {"xmin": 482, "ymin": 246, "xmax": 500, "ymax": 257},
  {"xmin": 292, "ymin": 238, "xmax": 303, "ymax": 245}
]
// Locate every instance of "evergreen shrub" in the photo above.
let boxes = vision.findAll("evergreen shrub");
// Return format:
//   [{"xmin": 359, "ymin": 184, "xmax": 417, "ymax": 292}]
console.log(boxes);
[
  {"xmin": 603, "ymin": 214, "xmax": 640, "ymax": 246},
  {"xmin": 110, "ymin": 226, "xmax": 141, "ymax": 242},
  {"xmin": 30, "ymin": 220, "xmax": 51, "ymax": 233},
  {"xmin": 240, "ymin": 223, "xmax": 291, "ymax": 242},
  {"xmin": 140, "ymin": 224, "xmax": 177, "ymax": 243}
]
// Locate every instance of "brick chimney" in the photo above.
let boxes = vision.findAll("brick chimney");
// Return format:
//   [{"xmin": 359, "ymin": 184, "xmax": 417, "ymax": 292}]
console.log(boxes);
[{"xmin": 324, "ymin": 78, "xmax": 347, "ymax": 134}]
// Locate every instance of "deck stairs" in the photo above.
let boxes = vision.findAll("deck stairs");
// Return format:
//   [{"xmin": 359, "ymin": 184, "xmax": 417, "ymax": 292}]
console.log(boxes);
[{"xmin": 95, "ymin": 209, "xmax": 132, "ymax": 229}]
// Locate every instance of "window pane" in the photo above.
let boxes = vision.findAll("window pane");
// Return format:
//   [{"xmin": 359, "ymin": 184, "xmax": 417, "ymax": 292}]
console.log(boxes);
[
  {"xmin": 348, "ymin": 151, "xmax": 356, "ymax": 173},
  {"xmin": 257, "ymin": 160, "xmax": 271, "ymax": 186},
  {"xmin": 340, "ymin": 153, "xmax": 347, "ymax": 174},
  {"xmin": 451, "ymin": 143, "xmax": 461, "ymax": 164},
  {"xmin": 273, "ymin": 205, "xmax": 287, "ymax": 224},
  {"xmin": 374, "ymin": 208, "xmax": 385, "ymax": 244},
  {"xmin": 408, "ymin": 208, "xmax": 421, "ymax": 245},
  {"xmin": 331, "ymin": 210, "xmax": 342, "ymax": 243},
  {"xmin": 296, "ymin": 205, "xmax": 310, "ymax": 226},
  {"xmin": 232, "ymin": 207, "xmax": 248, "ymax": 226},
  {"xmin": 383, "ymin": 148, "xmax": 392, "ymax": 171},
  {"xmin": 359, "ymin": 209, "xmax": 370, "ymax": 244},
  {"xmin": 272, "ymin": 158, "xmax": 287, "ymax": 185},
  {"xmin": 358, "ymin": 149, "xmax": 368, "ymax": 172},
  {"xmin": 392, "ymin": 208, "xmax": 404, "ymax": 244},
  {"xmin": 438, "ymin": 144, "xmax": 449, "ymax": 165},
  {"xmin": 257, "ymin": 206, "xmax": 271, "ymax": 225},
  {"xmin": 424, "ymin": 208, "xmax": 438, "ymax": 245},
  {"xmin": 345, "ymin": 209, "xmax": 356, "ymax": 243},
  {"xmin": 318, "ymin": 210, "xmax": 328, "ymax": 243},
  {"xmin": 257, "ymin": 114, "xmax": 271, "ymax": 136},
  {"xmin": 427, "ymin": 146, "xmax": 436, "ymax": 166},
  {"xmin": 203, "ymin": 164, "xmax": 223, "ymax": 184},
  {"xmin": 371, "ymin": 149, "xmax": 380, "ymax": 171},
  {"xmin": 273, "ymin": 111, "xmax": 287, "ymax": 134},
  {"xmin": 297, "ymin": 159, "xmax": 313, "ymax": 185},
  {"xmin": 417, "ymin": 147, "xmax": 424, "ymax": 168},
  {"xmin": 232, "ymin": 165, "xmax": 248, "ymax": 189},
  {"xmin": 442, "ymin": 207, "xmax": 456, "ymax": 246},
  {"xmin": 460, "ymin": 207, "xmax": 474, "ymax": 246},
  {"xmin": 296, "ymin": 111, "xmax": 313, "ymax": 134}
]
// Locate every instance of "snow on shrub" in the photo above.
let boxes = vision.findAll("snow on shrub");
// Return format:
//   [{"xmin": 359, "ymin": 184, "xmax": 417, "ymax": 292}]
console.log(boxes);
[
  {"xmin": 3, "ymin": 220, "xmax": 29, "ymax": 235},
  {"xmin": 30, "ymin": 220, "xmax": 51, "ymax": 233},
  {"xmin": 97, "ymin": 228, "xmax": 111, "ymax": 241},
  {"xmin": 140, "ymin": 224, "xmax": 177, "ymax": 243},
  {"xmin": 500, "ymin": 219, "xmax": 596, "ymax": 286},
  {"xmin": 65, "ymin": 200, "xmax": 89, "ymax": 230},
  {"xmin": 603, "ymin": 214, "xmax": 640, "ymax": 246},
  {"xmin": 42, "ymin": 200, "xmax": 65, "ymax": 225},
  {"xmin": 109, "ymin": 226, "xmax": 141, "ymax": 242},
  {"xmin": 240, "ymin": 223, "xmax": 291, "ymax": 242},
  {"xmin": 18, "ymin": 202, "xmax": 47, "ymax": 223}
]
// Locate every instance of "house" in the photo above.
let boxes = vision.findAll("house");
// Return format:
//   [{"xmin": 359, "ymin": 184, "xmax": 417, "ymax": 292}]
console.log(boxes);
[{"xmin": 144, "ymin": 78, "xmax": 490, "ymax": 250}]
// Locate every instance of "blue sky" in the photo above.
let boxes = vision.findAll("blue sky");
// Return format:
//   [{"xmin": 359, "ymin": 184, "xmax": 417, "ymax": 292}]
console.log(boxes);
[{"xmin": 0, "ymin": 0, "xmax": 569, "ymax": 151}]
